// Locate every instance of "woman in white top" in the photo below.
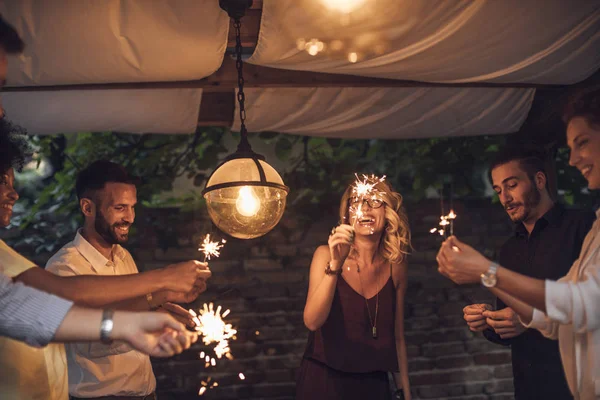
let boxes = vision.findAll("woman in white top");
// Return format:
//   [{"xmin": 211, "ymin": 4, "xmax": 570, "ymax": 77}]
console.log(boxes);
[{"xmin": 437, "ymin": 88, "xmax": 600, "ymax": 400}]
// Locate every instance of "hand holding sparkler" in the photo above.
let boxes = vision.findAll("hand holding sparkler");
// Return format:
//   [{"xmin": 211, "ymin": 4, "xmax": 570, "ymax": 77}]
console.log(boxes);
[
  {"xmin": 437, "ymin": 236, "xmax": 490, "ymax": 284},
  {"xmin": 328, "ymin": 224, "xmax": 354, "ymax": 270},
  {"xmin": 161, "ymin": 260, "xmax": 211, "ymax": 294}
]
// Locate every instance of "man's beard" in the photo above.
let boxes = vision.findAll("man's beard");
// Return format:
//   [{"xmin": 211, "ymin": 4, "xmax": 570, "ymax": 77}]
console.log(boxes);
[
  {"xmin": 94, "ymin": 209, "xmax": 130, "ymax": 245},
  {"xmin": 506, "ymin": 183, "xmax": 541, "ymax": 224}
]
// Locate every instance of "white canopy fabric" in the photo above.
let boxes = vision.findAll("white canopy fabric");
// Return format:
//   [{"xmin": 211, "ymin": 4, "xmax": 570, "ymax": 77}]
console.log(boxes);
[
  {"xmin": 3, "ymin": 89, "xmax": 203, "ymax": 135},
  {"xmin": 231, "ymin": 87, "xmax": 535, "ymax": 139},
  {"xmin": 249, "ymin": 0, "xmax": 600, "ymax": 84},
  {"xmin": 0, "ymin": 0, "xmax": 229, "ymax": 86}
]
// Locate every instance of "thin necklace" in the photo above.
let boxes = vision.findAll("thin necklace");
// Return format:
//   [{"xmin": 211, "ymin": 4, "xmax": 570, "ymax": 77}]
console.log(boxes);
[{"xmin": 357, "ymin": 261, "xmax": 379, "ymax": 339}]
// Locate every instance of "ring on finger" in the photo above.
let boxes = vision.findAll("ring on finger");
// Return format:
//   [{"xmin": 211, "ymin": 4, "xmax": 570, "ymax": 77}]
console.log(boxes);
[{"xmin": 330, "ymin": 226, "xmax": 337, "ymax": 236}]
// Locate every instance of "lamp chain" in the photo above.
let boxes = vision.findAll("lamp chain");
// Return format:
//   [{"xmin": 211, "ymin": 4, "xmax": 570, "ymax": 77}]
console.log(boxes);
[{"xmin": 234, "ymin": 18, "xmax": 247, "ymax": 139}]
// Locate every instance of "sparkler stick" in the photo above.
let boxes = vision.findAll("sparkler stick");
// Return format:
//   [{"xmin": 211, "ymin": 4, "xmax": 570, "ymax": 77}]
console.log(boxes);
[{"xmin": 198, "ymin": 234, "xmax": 226, "ymax": 262}]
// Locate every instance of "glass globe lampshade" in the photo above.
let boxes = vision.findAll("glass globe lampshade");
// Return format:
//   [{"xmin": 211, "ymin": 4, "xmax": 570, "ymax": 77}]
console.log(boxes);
[{"xmin": 202, "ymin": 154, "xmax": 289, "ymax": 239}]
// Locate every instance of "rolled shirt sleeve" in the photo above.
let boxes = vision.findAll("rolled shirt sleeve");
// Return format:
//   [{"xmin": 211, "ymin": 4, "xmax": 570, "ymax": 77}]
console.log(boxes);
[
  {"xmin": 521, "ymin": 307, "xmax": 559, "ymax": 340},
  {"xmin": 545, "ymin": 264, "xmax": 600, "ymax": 334},
  {"xmin": 0, "ymin": 273, "xmax": 73, "ymax": 347}
]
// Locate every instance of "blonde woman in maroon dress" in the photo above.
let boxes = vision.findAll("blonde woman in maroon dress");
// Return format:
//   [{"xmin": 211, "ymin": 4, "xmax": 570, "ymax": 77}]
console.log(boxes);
[{"xmin": 297, "ymin": 178, "xmax": 412, "ymax": 400}]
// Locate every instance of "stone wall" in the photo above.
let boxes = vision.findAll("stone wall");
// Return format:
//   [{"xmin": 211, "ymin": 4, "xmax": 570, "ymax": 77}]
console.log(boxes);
[{"xmin": 132, "ymin": 198, "xmax": 516, "ymax": 400}]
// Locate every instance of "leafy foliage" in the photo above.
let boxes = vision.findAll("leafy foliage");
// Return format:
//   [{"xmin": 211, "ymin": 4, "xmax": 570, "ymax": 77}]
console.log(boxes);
[
  {"xmin": 8, "ymin": 129, "xmax": 597, "ymax": 252},
  {"xmin": 11, "ymin": 128, "xmax": 229, "ymax": 253}
]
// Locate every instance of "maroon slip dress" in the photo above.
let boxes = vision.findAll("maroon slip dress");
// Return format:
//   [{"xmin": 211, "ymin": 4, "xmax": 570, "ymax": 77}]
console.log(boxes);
[{"xmin": 296, "ymin": 266, "xmax": 399, "ymax": 400}]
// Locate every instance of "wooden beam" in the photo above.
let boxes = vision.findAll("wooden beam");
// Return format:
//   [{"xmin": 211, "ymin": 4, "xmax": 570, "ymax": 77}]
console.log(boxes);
[
  {"xmin": 197, "ymin": 90, "xmax": 235, "ymax": 126},
  {"xmin": 2, "ymin": 57, "xmax": 573, "ymax": 92}
]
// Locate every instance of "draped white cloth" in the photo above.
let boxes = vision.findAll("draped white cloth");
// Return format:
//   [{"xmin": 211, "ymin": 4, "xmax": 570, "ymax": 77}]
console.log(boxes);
[
  {"xmin": 231, "ymin": 87, "xmax": 535, "ymax": 139},
  {"xmin": 0, "ymin": 0, "xmax": 229, "ymax": 86},
  {"xmin": 249, "ymin": 0, "xmax": 600, "ymax": 84},
  {"xmin": 3, "ymin": 89, "xmax": 203, "ymax": 135}
]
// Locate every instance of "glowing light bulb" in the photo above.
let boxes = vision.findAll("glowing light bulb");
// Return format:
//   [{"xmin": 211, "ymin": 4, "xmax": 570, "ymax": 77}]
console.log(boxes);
[
  {"xmin": 321, "ymin": 0, "xmax": 367, "ymax": 13},
  {"xmin": 348, "ymin": 52, "xmax": 358, "ymax": 63},
  {"xmin": 305, "ymin": 39, "xmax": 324, "ymax": 56},
  {"xmin": 235, "ymin": 186, "xmax": 260, "ymax": 217}
]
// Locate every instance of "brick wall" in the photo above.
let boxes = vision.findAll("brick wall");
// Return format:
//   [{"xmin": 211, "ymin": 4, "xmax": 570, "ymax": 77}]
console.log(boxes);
[{"xmin": 131, "ymin": 198, "xmax": 516, "ymax": 400}]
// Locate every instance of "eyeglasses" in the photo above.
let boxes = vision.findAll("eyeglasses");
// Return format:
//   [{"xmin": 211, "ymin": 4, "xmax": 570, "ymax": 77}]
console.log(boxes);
[{"xmin": 349, "ymin": 197, "xmax": 384, "ymax": 209}]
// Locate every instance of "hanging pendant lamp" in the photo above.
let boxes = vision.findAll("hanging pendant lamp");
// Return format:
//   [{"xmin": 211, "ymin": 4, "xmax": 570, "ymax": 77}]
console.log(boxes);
[{"xmin": 203, "ymin": 0, "xmax": 289, "ymax": 239}]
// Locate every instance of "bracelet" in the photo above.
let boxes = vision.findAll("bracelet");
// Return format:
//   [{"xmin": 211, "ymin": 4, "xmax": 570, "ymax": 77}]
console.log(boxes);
[
  {"xmin": 394, "ymin": 388, "xmax": 405, "ymax": 400},
  {"xmin": 324, "ymin": 261, "xmax": 342, "ymax": 276},
  {"xmin": 146, "ymin": 293, "xmax": 160, "ymax": 311}
]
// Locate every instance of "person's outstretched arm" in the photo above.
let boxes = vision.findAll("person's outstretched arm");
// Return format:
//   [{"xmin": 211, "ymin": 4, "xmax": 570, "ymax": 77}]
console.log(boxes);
[
  {"xmin": 16, "ymin": 260, "xmax": 210, "ymax": 307},
  {"xmin": 55, "ymin": 307, "xmax": 198, "ymax": 357},
  {"xmin": 0, "ymin": 274, "xmax": 197, "ymax": 357}
]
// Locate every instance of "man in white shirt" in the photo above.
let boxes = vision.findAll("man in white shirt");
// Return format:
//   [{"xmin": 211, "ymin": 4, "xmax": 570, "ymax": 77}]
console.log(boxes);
[{"xmin": 47, "ymin": 160, "xmax": 197, "ymax": 400}]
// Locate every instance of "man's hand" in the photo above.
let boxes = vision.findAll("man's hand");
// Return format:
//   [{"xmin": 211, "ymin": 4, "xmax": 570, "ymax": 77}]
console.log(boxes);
[
  {"xmin": 158, "ymin": 302, "xmax": 195, "ymax": 328},
  {"xmin": 463, "ymin": 303, "xmax": 493, "ymax": 332},
  {"xmin": 482, "ymin": 307, "xmax": 526, "ymax": 339},
  {"xmin": 162, "ymin": 281, "xmax": 206, "ymax": 305},
  {"xmin": 114, "ymin": 311, "xmax": 198, "ymax": 358},
  {"xmin": 161, "ymin": 260, "xmax": 211, "ymax": 293}
]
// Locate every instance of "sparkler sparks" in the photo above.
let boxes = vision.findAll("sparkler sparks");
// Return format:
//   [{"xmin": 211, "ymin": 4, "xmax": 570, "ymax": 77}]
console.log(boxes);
[
  {"xmin": 351, "ymin": 173, "xmax": 386, "ymax": 198},
  {"xmin": 429, "ymin": 210, "xmax": 457, "ymax": 237},
  {"xmin": 193, "ymin": 303, "xmax": 241, "ymax": 396},
  {"xmin": 192, "ymin": 303, "xmax": 237, "ymax": 361},
  {"xmin": 198, "ymin": 234, "xmax": 226, "ymax": 261},
  {"xmin": 348, "ymin": 174, "xmax": 386, "ymax": 235}
]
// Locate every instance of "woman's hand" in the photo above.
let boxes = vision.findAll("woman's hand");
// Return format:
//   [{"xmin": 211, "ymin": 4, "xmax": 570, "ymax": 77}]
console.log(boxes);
[
  {"xmin": 436, "ymin": 236, "xmax": 489, "ymax": 284},
  {"xmin": 328, "ymin": 224, "xmax": 354, "ymax": 268}
]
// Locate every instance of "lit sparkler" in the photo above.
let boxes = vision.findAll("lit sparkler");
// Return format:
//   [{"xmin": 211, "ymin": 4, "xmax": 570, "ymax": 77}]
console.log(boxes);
[
  {"xmin": 349, "ymin": 174, "xmax": 386, "ymax": 234},
  {"xmin": 430, "ymin": 211, "xmax": 457, "ymax": 237},
  {"xmin": 351, "ymin": 173, "xmax": 386, "ymax": 198},
  {"xmin": 193, "ymin": 303, "xmax": 240, "ymax": 396},
  {"xmin": 198, "ymin": 234, "xmax": 226, "ymax": 262},
  {"xmin": 191, "ymin": 303, "xmax": 237, "ymax": 361}
]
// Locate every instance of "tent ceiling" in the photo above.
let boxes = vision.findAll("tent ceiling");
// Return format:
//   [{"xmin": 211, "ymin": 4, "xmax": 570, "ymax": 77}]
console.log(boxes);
[
  {"xmin": 1, "ymin": 0, "xmax": 229, "ymax": 86},
  {"xmin": 1, "ymin": 0, "xmax": 598, "ymax": 138},
  {"xmin": 250, "ymin": 0, "xmax": 600, "ymax": 84},
  {"xmin": 231, "ymin": 87, "xmax": 535, "ymax": 139}
]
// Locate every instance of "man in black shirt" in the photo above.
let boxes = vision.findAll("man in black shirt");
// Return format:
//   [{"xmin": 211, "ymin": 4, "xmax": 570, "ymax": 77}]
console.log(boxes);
[{"xmin": 462, "ymin": 147, "xmax": 595, "ymax": 399}]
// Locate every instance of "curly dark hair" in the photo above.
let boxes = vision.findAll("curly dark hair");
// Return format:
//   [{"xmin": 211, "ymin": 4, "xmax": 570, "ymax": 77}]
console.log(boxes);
[
  {"xmin": 0, "ymin": 118, "xmax": 32, "ymax": 174},
  {"xmin": 0, "ymin": 14, "xmax": 24, "ymax": 54},
  {"xmin": 562, "ymin": 87, "xmax": 600, "ymax": 127}
]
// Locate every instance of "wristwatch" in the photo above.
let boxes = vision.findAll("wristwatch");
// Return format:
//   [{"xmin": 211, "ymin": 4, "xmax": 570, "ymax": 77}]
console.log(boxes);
[
  {"xmin": 481, "ymin": 262, "xmax": 498, "ymax": 288},
  {"xmin": 100, "ymin": 309, "xmax": 115, "ymax": 344}
]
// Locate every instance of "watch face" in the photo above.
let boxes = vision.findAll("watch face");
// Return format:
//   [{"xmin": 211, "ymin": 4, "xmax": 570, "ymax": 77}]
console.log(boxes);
[
  {"xmin": 101, "ymin": 320, "xmax": 113, "ymax": 331},
  {"xmin": 481, "ymin": 273, "xmax": 497, "ymax": 288}
]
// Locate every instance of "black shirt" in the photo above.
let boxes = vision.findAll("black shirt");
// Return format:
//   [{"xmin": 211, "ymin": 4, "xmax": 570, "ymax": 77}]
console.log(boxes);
[{"xmin": 483, "ymin": 204, "xmax": 596, "ymax": 400}]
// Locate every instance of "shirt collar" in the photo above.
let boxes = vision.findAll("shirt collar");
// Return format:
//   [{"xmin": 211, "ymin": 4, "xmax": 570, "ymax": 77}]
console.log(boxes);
[
  {"xmin": 73, "ymin": 230, "xmax": 126, "ymax": 272},
  {"xmin": 513, "ymin": 203, "xmax": 564, "ymax": 237}
]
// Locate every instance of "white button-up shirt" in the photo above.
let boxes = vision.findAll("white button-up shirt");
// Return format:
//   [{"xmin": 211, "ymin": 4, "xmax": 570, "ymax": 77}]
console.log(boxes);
[
  {"xmin": 526, "ymin": 209, "xmax": 600, "ymax": 400},
  {"xmin": 46, "ymin": 231, "xmax": 156, "ymax": 398}
]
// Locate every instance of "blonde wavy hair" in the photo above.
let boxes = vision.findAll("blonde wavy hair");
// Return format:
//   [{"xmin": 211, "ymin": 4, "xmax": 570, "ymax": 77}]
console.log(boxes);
[{"xmin": 339, "ymin": 178, "xmax": 411, "ymax": 264}]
